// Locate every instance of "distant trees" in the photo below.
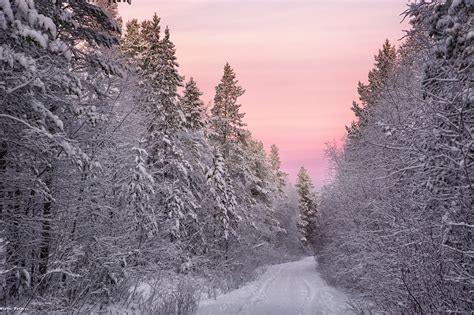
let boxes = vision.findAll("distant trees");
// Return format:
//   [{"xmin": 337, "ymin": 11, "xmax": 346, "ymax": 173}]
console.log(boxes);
[{"xmin": 317, "ymin": 0, "xmax": 472, "ymax": 313}]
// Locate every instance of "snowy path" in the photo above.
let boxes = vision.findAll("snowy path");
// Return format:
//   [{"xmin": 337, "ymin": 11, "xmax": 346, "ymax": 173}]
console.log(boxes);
[{"xmin": 197, "ymin": 257, "xmax": 352, "ymax": 315}]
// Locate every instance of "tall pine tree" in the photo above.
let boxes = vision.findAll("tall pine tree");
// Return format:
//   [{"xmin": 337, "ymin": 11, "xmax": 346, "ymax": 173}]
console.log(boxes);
[{"xmin": 210, "ymin": 63, "xmax": 246, "ymax": 157}]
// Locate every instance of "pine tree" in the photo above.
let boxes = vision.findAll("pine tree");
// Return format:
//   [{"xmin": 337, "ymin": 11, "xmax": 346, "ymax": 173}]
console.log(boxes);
[
  {"xmin": 296, "ymin": 166, "xmax": 318, "ymax": 245},
  {"xmin": 142, "ymin": 24, "xmax": 184, "ymax": 134},
  {"xmin": 122, "ymin": 19, "xmax": 142, "ymax": 58},
  {"xmin": 158, "ymin": 26, "xmax": 185, "ymax": 130},
  {"xmin": 269, "ymin": 144, "xmax": 287, "ymax": 193},
  {"xmin": 210, "ymin": 63, "xmax": 246, "ymax": 157},
  {"xmin": 205, "ymin": 150, "xmax": 240, "ymax": 253},
  {"xmin": 245, "ymin": 139, "xmax": 274, "ymax": 203},
  {"xmin": 136, "ymin": 15, "xmax": 184, "ymax": 139},
  {"xmin": 127, "ymin": 145, "xmax": 157, "ymax": 234},
  {"xmin": 180, "ymin": 78, "xmax": 206, "ymax": 130},
  {"xmin": 358, "ymin": 39, "xmax": 397, "ymax": 106},
  {"xmin": 347, "ymin": 39, "xmax": 397, "ymax": 138},
  {"xmin": 134, "ymin": 15, "xmax": 195, "ymax": 245},
  {"xmin": 141, "ymin": 13, "xmax": 161, "ymax": 48}
]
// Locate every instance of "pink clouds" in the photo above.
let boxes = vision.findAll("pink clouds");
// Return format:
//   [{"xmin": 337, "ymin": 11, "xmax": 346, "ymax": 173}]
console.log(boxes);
[{"xmin": 119, "ymin": 0, "xmax": 408, "ymax": 187}]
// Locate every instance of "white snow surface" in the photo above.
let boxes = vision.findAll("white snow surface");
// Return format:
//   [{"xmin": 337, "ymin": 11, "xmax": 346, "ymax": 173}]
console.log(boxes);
[{"xmin": 197, "ymin": 257, "xmax": 353, "ymax": 315}]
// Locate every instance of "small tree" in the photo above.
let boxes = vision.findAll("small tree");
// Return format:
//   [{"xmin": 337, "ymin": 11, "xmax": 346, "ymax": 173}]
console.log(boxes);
[
  {"xmin": 296, "ymin": 166, "xmax": 318, "ymax": 246},
  {"xmin": 269, "ymin": 144, "xmax": 287, "ymax": 193}
]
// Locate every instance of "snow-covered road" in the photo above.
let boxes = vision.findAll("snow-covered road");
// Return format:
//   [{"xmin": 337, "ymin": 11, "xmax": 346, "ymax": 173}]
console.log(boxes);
[{"xmin": 197, "ymin": 257, "xmax": 352, "ymax": 315}]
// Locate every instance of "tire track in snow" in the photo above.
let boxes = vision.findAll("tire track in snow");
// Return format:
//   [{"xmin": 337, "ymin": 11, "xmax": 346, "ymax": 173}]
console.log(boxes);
[
  {"xmin": 302, "ymin": 277, "xmax": 316, "ymax": 314},
  {"xmin": 197, "ymin": 257, "xmax": 352, "ymax": 315},
  {"xmin": 248, "ymin": 263, "xmax": 284, "ymax": 305}
]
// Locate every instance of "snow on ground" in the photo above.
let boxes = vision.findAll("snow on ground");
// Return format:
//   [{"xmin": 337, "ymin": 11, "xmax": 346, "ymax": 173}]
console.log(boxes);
[{"xmin": 197, "ymin": 256, "xmax": 353, "ymax": 315}]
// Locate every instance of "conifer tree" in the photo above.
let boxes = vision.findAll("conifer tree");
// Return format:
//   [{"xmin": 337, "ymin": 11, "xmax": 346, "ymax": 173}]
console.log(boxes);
[
  {"xmin": 347, "ymin": 39, "xmax": 397, "ymax": 138},
  {"xmin": 296, "ymin": 166, "xmax": 318, "ymax": 245},
  {"xmin": 269, "ymin": 144, "xmax": 287, "ymax": 193},
  {"xmin": 138, "ymin": 16, "xmax": 184, "ymax": 139},
  {"xmin": 210, "ymin": 63, "xmax": 246, "ymax": 156},
  {"xmin": 141, "ymin": 14, "xmax": 161, "ymax": 48},
  {"xmin": 245, "ymin": 139, "xmax": 274, "ymax": 203},
  {"xmin": 180, "ymin": 78, "xmax": 206, "ymax": 130},
  {"xmin": 155, "ymin": 26, "xmax": 185, "ymax": 131},
  {"xmin": 206, "ymin": 151, "xmax": 240, "ymax": 250},
  {"xmin": 122, "ymin": 19, "xmax": 142, "ymax": 58},
  {"xmin": 134, "ymin": 15, "xmax": 195, "ymax": 244}
]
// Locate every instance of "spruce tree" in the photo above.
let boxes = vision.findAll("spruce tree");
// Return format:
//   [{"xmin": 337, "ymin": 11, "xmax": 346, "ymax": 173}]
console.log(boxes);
[
  {"xmin": 245, "ymin": 139, "xmax": 274, "ymax": 203},
  {"xmin": 347, "ymin": 39, "xmax": 397, "ymax": 138},
  {"xmin": 138, "ymin": 16, "xmax": 184, "ymax": 138},
  {"xmin": 269, "ymin": 144, "xmax": 287, "ymax": 193},
  {"xmin": 180, "ymin": 78, "xmax": 206, "ymax": 130},
  {"xmin": 135, "ymin": 15, "xmax": 195, "ymax": 244},
  {"xmin": 156, "ymin": 26, "xmax": 185, "ymax": 131},
  {"xmin": 210, "ymin": 63, "xmax": 246, "ymax": 157},
  {"xmin": 296, "ymin": 166, "xmax": 318, "ymax": 245},
  {"xmin": 206, "ymin": 151, "xmax": 240, "ymax": 248},
  {"xmin": 141, "ymin": 14, "xmax": 161, "ymax": 48},
  {"xmin": 122, "ymin": 19, "xmax": 142, "ymax": 58}
]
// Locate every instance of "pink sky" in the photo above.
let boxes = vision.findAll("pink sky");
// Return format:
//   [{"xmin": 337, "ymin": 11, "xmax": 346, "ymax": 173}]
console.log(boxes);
[{"xmin": 118, "ymin": 0, "xmax": 409, "ymax": 187}]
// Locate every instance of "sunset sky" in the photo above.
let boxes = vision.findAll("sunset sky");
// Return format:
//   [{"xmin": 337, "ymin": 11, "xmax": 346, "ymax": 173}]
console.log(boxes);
[{"xmin": 118, "ymin": 0, "xmax": 409, "ymax": 187}]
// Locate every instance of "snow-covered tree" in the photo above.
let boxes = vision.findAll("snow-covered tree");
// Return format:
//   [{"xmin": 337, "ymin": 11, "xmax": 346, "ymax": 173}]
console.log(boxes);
[
  {"xmin": 180, "ymin": 77, "xmax": 206, "ymax": 130},
  {"xmin": 269, "ymin": 144, "xmax": 287, "ymax": 193},
  {"xmin": 244, "ymin": 139, "xmax": 275, "ymax": 204},
  {"xmin": 347, "ymin": 39, "xmax": 397, "ymax": 138},
  {"xmin": 295, "ymin": 167, "xmax": 318, "ymax": 245},
  {"xmin": 0, "ymin": 5, "xmax": 299, "ymax": 311},
  {"xmin": 94, "ymin": 0, "xmax": 122, "ymax": 28},
  {"xmin": 317, "ymin": 2, "xmax": 472, "ymax": 312},
  {"xmin": 0, "ymin": 0, "xmax": 120, "ymax": 301},
  {"xmin": 139, "ymin": 19, "xmax": 184, "ymax": 137},
  {"xmin": 210, "ymin": 63, "xmax": 246, "ymax": 157},
  {"xmin": 126, "ymin": 15, "xmax": 200, "ymax": 248},
  {"xmin": 409, "ymin": 0, "xmax": 472, "ymax": 311},
  {"xmin": 205, "ymin": 150, "xmax": 240, "ymax": 251},
  {"xmin": 122, "ymin": 19, "xmax": 142, "ymax": 58}
]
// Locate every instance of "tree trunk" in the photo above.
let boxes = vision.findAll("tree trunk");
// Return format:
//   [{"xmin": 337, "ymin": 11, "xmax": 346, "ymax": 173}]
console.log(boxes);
[{"xmin": 38, "ymin": 169, "xmax": 53, "ymax": 292}]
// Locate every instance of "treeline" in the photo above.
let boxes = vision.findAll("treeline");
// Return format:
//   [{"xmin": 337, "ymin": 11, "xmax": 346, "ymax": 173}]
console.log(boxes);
[
  {"xmin": 0, "ymin": 0, "xmax": 302, "ymax": 312},
  {"xmin": 316, "ymin": 1, "xmax": 472, "ymax": 313}
]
